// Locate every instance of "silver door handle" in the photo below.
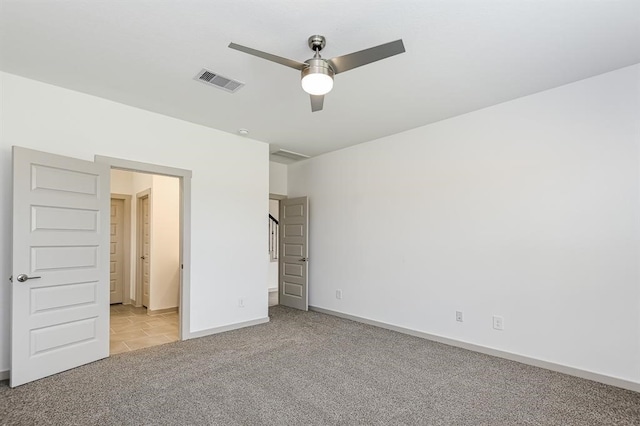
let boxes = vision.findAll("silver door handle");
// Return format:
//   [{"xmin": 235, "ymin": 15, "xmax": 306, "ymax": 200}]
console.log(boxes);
[
  {"xmin": 300, "ymin": 257, "xmax": 309, "ymax": 262},
  {"xmin": 16, "ymin": 274, "xmax": 41, "ymax": 283}
]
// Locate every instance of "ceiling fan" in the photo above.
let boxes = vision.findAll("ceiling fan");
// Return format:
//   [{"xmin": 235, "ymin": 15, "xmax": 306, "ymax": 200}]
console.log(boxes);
[{"xmin": 228, "ymin": 35, "xmax": 405, "ymax": 112}]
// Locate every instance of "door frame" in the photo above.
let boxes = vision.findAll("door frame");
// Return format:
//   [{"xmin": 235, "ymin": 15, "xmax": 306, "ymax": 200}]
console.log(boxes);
[
  {"xmin": 111, "ymin": 193, "xmax": 132, "ymax": 305},
  {"xmin": 95, "ymin": 155, "xmax": 192, "ymax": 341},
  {"xmin": 135, "ymin": 189, "xmax": 151, "ymax": 308}
]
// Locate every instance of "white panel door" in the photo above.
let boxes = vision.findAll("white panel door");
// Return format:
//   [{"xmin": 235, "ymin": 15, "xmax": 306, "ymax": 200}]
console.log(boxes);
[
  {"xmin": 279, "ymin": 197, "xmax": 309, "ymax": 311},
  {"xmin": 110, "ymin": 198, "xmax": 124, "ymax": 304},
  {"xmin": 11, "ymin": 146, "xmax": 110, "ymax": 387}
]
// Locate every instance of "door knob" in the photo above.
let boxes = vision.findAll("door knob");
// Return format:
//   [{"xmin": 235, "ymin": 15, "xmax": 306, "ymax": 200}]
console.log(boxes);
[
  {"xmin": 16, "ymin": 274, "xmax": 41, "ymax": 283},
  {"xmin": 300, "ymin": 257, "xmax": 309, "ymax": 262},
  {"xmin": 140, "ymin": 256, "xmax": 146, "ymax": 260}
]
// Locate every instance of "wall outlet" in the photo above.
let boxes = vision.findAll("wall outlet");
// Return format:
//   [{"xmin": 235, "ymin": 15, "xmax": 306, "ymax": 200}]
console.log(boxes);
[
  {"xmin": 238, "ymin": 298, "xmax": 244, "ymax": 308},
  {"xmin": 493, "ymin": 315, "xmax": 504, "ymax": 330},
  {"xmin": 336, "ymin": 290, "xmax": 342, "ymax": 300},
  {"xmin": 456, "ymin": 311, "xmax": 463, "ymax": 322}
]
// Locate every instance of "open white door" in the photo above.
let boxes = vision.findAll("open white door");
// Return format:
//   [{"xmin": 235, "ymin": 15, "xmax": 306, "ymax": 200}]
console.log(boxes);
[
  {"xmin": 279, "ymin": 196, "xmax": 309, "ymax": 311},
  {"xmin": 11, "ymin": 147, "xmax": 110, "ymax": 387}
]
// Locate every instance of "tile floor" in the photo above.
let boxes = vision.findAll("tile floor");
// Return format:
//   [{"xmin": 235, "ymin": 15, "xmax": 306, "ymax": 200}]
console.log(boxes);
[{"xmin": 110, "ymin": 304, "xmax": 179, "ymax": 355}]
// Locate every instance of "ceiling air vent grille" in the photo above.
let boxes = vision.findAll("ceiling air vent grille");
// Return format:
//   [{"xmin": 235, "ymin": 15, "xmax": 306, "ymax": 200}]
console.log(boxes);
[
  {"xmin": 194, "ymin": 68, "xmax": 244, "ymax": 93},
  {"xmin": 270, "ymin": 149, "xmax": 310, "ymax": 162}
]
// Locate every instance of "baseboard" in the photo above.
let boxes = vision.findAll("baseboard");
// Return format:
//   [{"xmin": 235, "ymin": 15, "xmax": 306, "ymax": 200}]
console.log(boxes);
[
  {"xmin": 187, "ymin": 316, "xmax": 270, "ymax": 340},
  {"xmin": 0, "ymin": 370, "xmax": 9, "ymax": 381},
  {"xmin": 147, "ymin": 307, "xmax": 178, "ymax": 316},
  {"xmin": 309, "ymin": 306, "xmax": 640, "ymax": 393}
]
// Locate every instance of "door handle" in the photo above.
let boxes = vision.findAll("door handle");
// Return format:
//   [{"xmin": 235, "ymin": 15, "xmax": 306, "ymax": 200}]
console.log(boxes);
[
  {"xmin": 16, "ymin": 274, "xmax": 41, "ymax": 283},
  {"xmin": 141, "ymin": 256, "xmax": 146, "ymax": 260},
  {"xmin": 300, "ymin": 257, "xmax": 309, "ymax": 262}
]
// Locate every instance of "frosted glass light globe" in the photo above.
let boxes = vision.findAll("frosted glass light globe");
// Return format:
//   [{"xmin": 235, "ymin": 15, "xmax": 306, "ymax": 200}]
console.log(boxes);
[{"xmin": 301, "ymin": 73, "xmax": 334, "ymax": 95}]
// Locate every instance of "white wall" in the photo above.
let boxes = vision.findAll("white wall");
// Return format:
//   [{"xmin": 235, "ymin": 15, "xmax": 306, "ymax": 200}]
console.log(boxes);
[
  {"xmin": 288, "ymin": 64, "xmax": 640, "ymax": 384},
  {"xmin": 0, "ymin": 72, "xmax": 269, "ymax": 373},
  {"xmin": 111, "ymin": 168, "xmax": 134, "ymax": 194},
  {"xmin": 150, "ymin": 174, "xmax": 180, "ymax": 311},
  {"xmin": 269, "ymin": 161, "xmax": 287, "ymax": 195}
]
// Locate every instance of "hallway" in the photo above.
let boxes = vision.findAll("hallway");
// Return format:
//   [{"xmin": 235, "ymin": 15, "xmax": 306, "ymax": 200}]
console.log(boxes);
[{"xmin": 109, "ymin": 304, "xmax": 179, "ymax": 355}]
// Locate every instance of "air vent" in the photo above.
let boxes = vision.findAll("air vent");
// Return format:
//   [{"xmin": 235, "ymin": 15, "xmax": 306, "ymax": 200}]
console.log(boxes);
[
  {"xmin": 270, "ymin": 149, "xmax": 310, "ymax": 162},
  {"xmin": 194, "ymin": 68, "xmax": 244, "ymax": 93}
]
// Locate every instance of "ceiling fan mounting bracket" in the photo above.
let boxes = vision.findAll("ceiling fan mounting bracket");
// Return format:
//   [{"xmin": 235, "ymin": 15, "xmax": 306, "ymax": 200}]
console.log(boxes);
[{"xmin": 308, "ymin": 35, "xmax": 326, "ymax": 52}]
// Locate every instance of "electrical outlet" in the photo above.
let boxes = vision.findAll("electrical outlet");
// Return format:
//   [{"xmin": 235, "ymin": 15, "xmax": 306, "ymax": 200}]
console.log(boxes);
[
  {"xmin": 336, "ymin": 290, "xmax": 342, "ymax": 300},
  {"xmin": 238, "ymin": 298, "xmax": 244, "ymax": 308},
  {"xmin": 493, "ymin": 315, "xmax": 504, "ymax": 330},
  {"xmin": 456, "ymin": 311, "xmax": 463, "ymax": 322}
]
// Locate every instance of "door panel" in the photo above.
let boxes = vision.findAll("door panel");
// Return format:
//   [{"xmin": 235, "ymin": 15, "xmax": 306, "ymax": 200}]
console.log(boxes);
[
  {"xmin": 138, "ymin": 195, "xmax": 151, "ymax": 308},
  {"xmin": 279, "ymin": 196, "xmax": 308, "ymax": 311},
  {"xmin": 110, "ymin": 198, "xmax": 124, "ymax": 304},
  {"xmin": 11, "ymin": 146, "xmax": 110, "ymax": 387}
]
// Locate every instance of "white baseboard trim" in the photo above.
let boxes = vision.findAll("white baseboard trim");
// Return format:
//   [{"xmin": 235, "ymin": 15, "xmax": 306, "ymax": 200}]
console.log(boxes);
[
  {"xmin": 309, "ymin": 306, "xmax": 640, "ymax": 393},
  {"xmin": 0, "ymin": 370, "xmax": 8, "ymax": 381},
  {"xmin": 147, "ymin": 306, "xmax": 178, "ymax": 316},
  {"xmin": 187, "ymin": 316, "xmax": 270, "ymax": 340}
]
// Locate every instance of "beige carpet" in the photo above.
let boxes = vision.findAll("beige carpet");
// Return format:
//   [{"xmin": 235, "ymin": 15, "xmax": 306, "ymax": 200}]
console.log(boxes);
[{"xmin": 1, "ymin": 306, "xmax": 639, "ymax": 425}]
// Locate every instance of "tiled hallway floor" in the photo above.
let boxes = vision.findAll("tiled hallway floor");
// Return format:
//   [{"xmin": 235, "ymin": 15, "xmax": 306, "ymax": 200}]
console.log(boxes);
[{"xmin": 110, "ymin": 304, "xmax": 179, "ymax": 355}]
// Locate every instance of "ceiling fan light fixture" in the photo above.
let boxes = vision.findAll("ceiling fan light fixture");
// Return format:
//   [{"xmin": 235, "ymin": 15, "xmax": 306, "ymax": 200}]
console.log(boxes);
[
  {"xmin": 301, "ymin": 58, "xmax": 334, "ymax": 95},
  {"xmin": 301, "ymin": 73, "xmax": 333, "ymax": 95}
]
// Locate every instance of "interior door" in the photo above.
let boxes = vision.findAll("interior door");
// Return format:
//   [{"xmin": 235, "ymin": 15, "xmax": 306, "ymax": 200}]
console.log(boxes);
[
  {"xmin": 279, "ymin": 196, "xmax": 309, "ymax": 311},
  {"xmin": 11, "ymin": 146, "xmax": 110, "ymax": 387},
  {"xmin": 110, "ymin": 198, "xmax": 124, "ymax": 304},
  {"xmin": 139, "ymin": 194, "xmax": 151, "ymax": 308}
]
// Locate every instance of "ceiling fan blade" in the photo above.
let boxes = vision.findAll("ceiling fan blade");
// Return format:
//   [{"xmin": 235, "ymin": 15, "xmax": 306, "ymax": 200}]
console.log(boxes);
[
  {"xmin": 328, "ymin": 39, "xmax": 405, "ymax": 74},
  {"xmin": 310, "ymin": 95, "xmax": 324, "ymax": 112},
  {"xmin": 228, "ymin": 43, "xmax": 306, "ymax": 71}
]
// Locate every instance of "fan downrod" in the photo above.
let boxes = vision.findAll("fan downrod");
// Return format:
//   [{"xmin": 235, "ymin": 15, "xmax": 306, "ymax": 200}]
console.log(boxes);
[{"xmin": 308, "ymin": 35, "xmax": 326, "ymax": 53}]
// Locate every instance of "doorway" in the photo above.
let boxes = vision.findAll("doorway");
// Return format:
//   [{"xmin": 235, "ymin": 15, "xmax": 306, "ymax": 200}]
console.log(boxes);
[
  {"xmin": 268, "ymin": 198, "xmax": 280, "ymax": 306},
  {"xmin": 10, "ymin": 147, "xmax": 192, "ymax": 387},
  {"xmin": 96, "ymin": 154, "xmax": 192, "ymax": 345},
  {"xmin": 268, "ymin": 194, "xmax": 309, "ymax": 311},
  {"xmin": 109, "ymin": 168, "xmax": 181, "ymax": 354}
]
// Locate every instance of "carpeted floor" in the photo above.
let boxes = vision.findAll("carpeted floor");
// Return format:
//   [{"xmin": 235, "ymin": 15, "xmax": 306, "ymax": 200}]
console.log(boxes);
[{"xmin": 1, "ymin": 306, "xmax": 639, "ymax": 425}]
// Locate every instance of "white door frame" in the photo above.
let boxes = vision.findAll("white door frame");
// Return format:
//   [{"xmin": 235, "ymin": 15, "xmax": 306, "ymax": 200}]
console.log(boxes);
[
  {"xmin": 110, "ymin": 193, "xmax": 132, "ymax": 305},
  {"xmin": 95, "ymin": 155, "xmax": 192, "ymax": 341}
]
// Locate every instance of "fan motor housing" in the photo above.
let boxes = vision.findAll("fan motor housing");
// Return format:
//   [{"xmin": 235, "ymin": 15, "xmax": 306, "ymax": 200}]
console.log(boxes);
[{"xmin": 302, "ymin": 58, "xmax": 335, "ymax": 79}]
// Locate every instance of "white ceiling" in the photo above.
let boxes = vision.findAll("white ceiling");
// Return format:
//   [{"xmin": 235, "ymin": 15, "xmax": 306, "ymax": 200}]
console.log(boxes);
[{"xmin": 2, "ymin": 1, "xmax": 639, "ymax": 159}]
